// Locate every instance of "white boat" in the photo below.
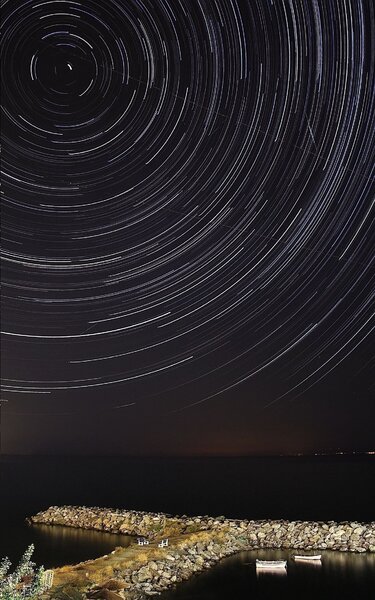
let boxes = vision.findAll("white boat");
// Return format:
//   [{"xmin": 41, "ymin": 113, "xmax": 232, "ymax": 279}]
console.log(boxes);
[
  {"xmin": 255, "ymin": 559, "xmax": 287, "ymax": 569},
  {"xmin": 293, "ymin": 554, "xmax": 322, "ymax": 561}
]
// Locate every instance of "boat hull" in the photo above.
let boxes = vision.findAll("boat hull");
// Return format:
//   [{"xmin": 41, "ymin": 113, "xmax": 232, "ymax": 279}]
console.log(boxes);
[{"xmin": 255, "ymin": 560, "xmax": 287, "ymax": 569}]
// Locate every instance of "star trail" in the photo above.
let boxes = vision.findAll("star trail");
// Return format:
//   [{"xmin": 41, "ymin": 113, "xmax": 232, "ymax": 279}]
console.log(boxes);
[{"xmin": 1, "ymin": 0, "xmax": 374, "ymax": 455}]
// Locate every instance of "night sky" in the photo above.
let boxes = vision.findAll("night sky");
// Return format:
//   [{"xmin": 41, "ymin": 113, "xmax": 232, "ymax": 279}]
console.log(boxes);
[{"xmin": 1, "ymin": 0, "xmax": 374, "ymax": 456}]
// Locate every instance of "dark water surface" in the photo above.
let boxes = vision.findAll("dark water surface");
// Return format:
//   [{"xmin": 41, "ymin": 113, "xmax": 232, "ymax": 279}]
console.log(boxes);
[
  {"xmin": 159, "ymin": 550, "xmax": 375, "ymax": 600},
  {"xmin": 3, "ymin": 521, "xmax": 133, "ymax": 568},
  {"xmin": 1, "ymin": 455, "xmax": 374, "ymax": 597}
]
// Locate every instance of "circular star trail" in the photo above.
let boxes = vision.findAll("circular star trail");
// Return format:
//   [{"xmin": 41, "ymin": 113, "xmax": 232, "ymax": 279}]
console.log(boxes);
[{"xmin": 1, "ymin": 0, "xmax": 374, "ymax": 419}]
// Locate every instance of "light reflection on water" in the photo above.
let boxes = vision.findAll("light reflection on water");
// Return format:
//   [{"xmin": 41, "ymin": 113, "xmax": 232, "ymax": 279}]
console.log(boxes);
[
  {"xmin": 160, "ymin": 550, "xmax": 375, "ymax": 600},
  {"xmin": 256, "ymin": 569, "xmax": 287, "ymax": 578},
  {"xmin": 15, "ymin": 523, "xmax": 134, "ymax": 568}
]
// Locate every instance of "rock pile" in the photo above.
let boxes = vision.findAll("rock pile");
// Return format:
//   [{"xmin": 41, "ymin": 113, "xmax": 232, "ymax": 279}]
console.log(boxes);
[
  {"xmin": 120, "ymin": 536, "xmax": 245, "ymax": 599},
  {"xmin": 29, "ymin": 506, "xmax": 170, "ymax": 538},
  {"xmin": 28, "ymin": 506, "xmax": 375, "ymax": 553}
]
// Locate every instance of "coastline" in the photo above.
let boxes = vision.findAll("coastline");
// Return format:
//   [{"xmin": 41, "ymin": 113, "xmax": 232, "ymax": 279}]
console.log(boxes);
[{"xmin": 28, "ymin": 506, "xmax": 375, "ymax": 599}]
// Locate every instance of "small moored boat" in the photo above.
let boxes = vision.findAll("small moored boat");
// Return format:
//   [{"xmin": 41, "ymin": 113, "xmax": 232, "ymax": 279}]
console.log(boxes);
[
  {"xmin": 293, "ymin": 554, "xmax": 322, "ymax": 561},
  {"xmin": 255, "ymin": 559, "xmax": 287, "ymax": 569}
]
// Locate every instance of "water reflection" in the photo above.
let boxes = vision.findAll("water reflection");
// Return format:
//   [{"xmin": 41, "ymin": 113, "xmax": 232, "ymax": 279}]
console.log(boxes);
[
  {"xmin": 27, "ymin": 524, "xmax": 133, "ymax": 568},
  {"xmin": 292, "ymin": 559, "xmax": 322, "ymax": 569},
  {"xmin": 256, "ymin": 568, "xmax": 287, "ymax": 578},
  {"xmin": 160, "ymin": 550, "xmax": 375, "ymax": 600}
]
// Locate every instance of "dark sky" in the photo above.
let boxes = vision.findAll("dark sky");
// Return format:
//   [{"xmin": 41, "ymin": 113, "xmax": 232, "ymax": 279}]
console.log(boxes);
[{"xmin": 1, "ymin": 0, "xmax": 374, "ymax": 456}]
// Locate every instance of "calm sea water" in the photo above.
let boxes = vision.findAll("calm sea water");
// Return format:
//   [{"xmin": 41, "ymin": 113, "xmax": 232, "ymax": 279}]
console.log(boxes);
[
  {"xmin": 159, "ymin": 549, "xmax": 375, "ymax": 600},
  {"xmin": 1, "ymin": 455, "xmax": 374, "ymax": 598}
]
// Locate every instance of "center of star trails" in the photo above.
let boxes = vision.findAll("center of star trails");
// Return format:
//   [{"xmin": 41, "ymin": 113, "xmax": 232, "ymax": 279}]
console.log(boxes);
[
  {"xmin": 53, "ymin": 60, "xmax": 73, "ymax": 80},
  {"xmin": 35, "ymin": 44, "xmax": 96, "ymax": 98}
]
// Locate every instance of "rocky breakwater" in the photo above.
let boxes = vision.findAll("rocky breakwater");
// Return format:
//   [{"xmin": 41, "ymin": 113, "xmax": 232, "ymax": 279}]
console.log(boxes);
[
  {"xmin": 88, "ymin": 530, "xmax": 248, "ymax": 600},
  {"xmin": 238, "ymin": 519, "xmax": 375, "ymax": 553},
  {"xmin": 29, "ymin": 506, "xmax": 173, "ymax": 539},
  {"xmin": 38, "ymin": 529, "xmax": 250, "ymax": 599},
  {"xmin": 28, "ymin": 506, "xmax": 222, "ymax": 539},
  {"xmin": 29, "ymin": 507, "xmax": 374, "ymax": 598},
  {"xmin": 29, "ymin": 506, "xmax": 375, "ymax": 553}
]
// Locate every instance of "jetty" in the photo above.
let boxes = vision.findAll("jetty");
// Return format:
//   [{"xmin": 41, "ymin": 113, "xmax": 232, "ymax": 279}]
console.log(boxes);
[{"xmin": 28, "ymin": 506, "xmax": 375, "ymax": 599}]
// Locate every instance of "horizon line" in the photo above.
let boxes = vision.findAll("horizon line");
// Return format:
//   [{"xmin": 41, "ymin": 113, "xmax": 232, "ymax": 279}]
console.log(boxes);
[{"xmin": 1, "ymin": 451, "xmax": 373, "ymax": 459}]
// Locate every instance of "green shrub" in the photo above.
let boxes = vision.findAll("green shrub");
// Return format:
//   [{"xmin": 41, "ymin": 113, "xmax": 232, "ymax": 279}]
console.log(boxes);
[{"xmin": 0, "ymin": 544, "xmax": 47, "ymax": 600}]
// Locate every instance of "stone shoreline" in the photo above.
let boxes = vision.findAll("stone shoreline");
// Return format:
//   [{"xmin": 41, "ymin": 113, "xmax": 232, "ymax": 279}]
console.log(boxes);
[{"xmin": 29, "ymin": 506, "xmax": 375, "ymax": 599}]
